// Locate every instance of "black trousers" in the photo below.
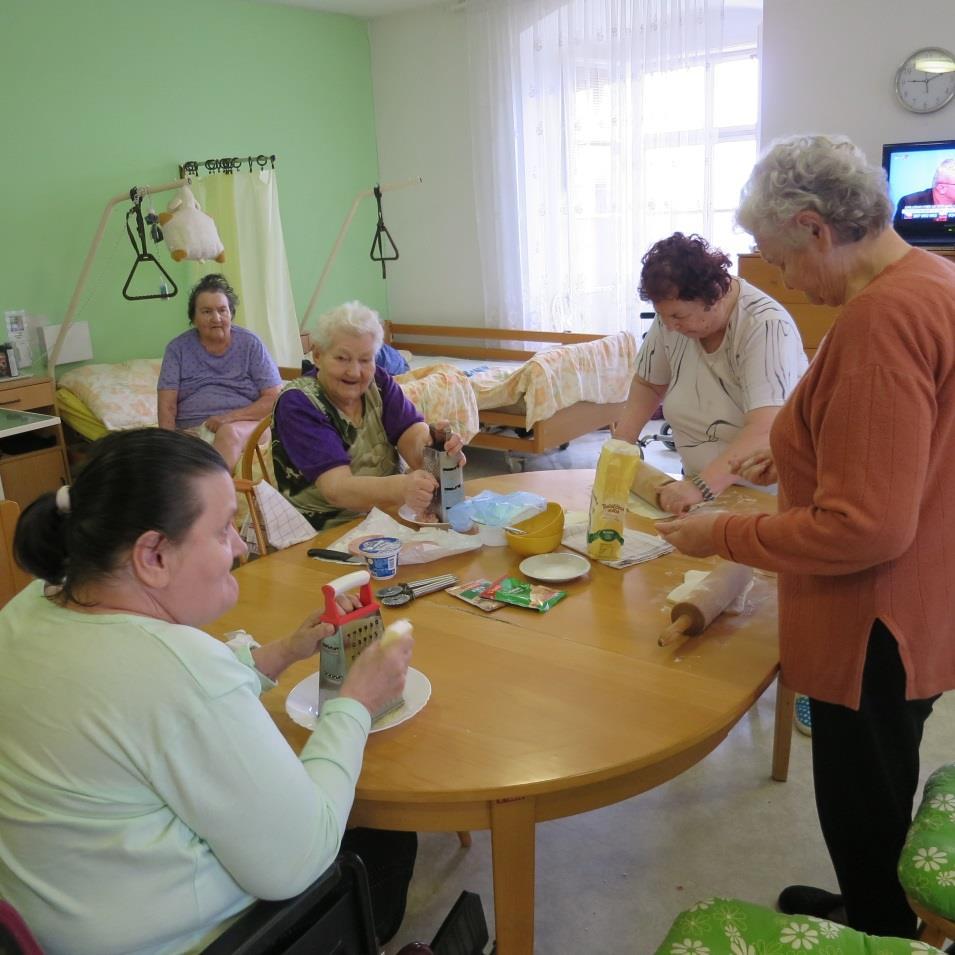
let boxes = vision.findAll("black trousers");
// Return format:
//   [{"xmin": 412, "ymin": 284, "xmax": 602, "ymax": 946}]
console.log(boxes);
[
  {"xmin": 809, "ymin": 620, "xmax": 938, "ymax": 938},
  {"xmin": 340, "ymin": 827, "xmax": 418, "ymax": 944}
]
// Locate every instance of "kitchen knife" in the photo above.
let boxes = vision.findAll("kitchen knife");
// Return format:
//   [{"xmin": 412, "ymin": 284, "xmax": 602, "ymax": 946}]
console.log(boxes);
[{"xmin": 307, "ymin": 548, "xmax": 364, "ymax": 564}]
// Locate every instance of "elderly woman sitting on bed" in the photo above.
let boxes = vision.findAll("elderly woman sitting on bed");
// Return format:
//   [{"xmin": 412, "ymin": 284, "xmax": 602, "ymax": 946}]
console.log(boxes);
[
  {"xmin": 614, "ymin": 232, "xmax": 808, "ymax": 514},
  {"xmin": 272, "ymin": 301, "xmax": 464, "ymax": 530},
  {"xmin": 157, "ymin": 273, "xmax": 282, "ymax": 471}
]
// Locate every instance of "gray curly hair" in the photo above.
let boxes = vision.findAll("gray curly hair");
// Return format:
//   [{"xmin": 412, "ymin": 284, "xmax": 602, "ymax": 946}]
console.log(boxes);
[
  {"xmin": 736, "ymin": 134, "xmax": 893, "ymax": 246},
  {"xmin": 312, "ymin": 301, "xmax": 384, "ymax": 354}
]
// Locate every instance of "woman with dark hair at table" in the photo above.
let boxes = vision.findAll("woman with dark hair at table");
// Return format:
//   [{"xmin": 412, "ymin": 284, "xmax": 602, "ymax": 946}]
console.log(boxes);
[
  {"xmin": 0, "ymin": 428, "xmax": 416, "ymax": 955},
  {"xmin": 614, "ymin": 232, "xmax": 807, "ymax": 515},
  {"xmin": 658, "ymin": 134, "xmax": 955, "ymax": 939}
]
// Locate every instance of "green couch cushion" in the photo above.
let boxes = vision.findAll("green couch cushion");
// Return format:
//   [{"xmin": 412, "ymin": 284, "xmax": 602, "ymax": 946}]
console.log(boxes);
[
  {"xmin": 654, "ymin": 897, "xmax": 943, "ymax": 953},
  {"xmin": 899, "ymin": 762, "xmax": 955, "ymax": 920}
]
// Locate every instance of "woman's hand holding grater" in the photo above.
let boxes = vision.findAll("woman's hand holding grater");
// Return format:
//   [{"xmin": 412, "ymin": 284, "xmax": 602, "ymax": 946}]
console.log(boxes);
[
  {"xmin": 255, "ymin": 594, "xmax": 365, "ymax": 680},
  {"xmin": 404, "ymin": 470, "xmax": 438, "ymax": 513},
  {"xmin": 339, "ymin": 623, "xmax": 414, "ymax": 719}
]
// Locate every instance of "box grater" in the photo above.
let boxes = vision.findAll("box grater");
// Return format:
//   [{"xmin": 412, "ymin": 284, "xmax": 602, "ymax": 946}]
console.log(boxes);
[
  {"xmin": 423, "ymin": 425, "xmax": 465, "ymax": 522},
  {"xmin": 319, "ymin": 569, "xmax": 403, "ymax": 720}
]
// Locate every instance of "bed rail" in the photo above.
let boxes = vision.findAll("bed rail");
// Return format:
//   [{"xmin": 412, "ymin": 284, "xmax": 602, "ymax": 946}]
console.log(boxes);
[{"xmin": 383, "ymin": 322, "xmax": 609, "ymax": 362}]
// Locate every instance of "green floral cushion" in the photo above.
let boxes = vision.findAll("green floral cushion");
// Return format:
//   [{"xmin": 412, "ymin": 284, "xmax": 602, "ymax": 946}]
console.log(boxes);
[
  {"xmin": 899, "ymin": 762, "xmax": 955, "ymax": 919},
  {"xmin": 653, "ymin": 897, "xmax": 944, "ymax": 954}
]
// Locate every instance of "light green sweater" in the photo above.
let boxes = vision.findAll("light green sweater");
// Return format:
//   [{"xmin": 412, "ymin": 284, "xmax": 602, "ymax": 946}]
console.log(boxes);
[{"xmin": 0, "ymin": 581, "xmax": 371, "ymax": 955}]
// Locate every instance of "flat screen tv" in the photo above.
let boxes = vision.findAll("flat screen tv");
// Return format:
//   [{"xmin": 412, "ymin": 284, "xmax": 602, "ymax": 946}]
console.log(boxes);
[{"xmin": 883, "ymin": 139, "xmax": 955, "ymax": 247}]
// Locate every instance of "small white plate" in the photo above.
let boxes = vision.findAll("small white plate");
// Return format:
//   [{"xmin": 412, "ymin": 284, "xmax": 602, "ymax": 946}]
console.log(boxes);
[
  {"xmin": 286, "ymin": 666, "xmax": 432, "ymax": 733},
  {"xmin": 519, "ymin": 552, "xmax": 591, "ymax": 583},
  {"xmin": 398, "ymin": 504, "xmax": 449, "ymax": 528}
]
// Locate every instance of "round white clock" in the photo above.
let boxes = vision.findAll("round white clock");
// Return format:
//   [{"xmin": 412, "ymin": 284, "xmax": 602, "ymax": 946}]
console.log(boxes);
[{"xmin": 895, "ymin": 47, "xmax": 955, "ymax": 113}]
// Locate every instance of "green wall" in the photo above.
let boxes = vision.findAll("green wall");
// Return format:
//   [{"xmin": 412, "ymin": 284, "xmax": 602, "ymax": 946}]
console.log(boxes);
[{"xmin": 0, "ymin": 0, "xmax": 386, "ymax": 365}]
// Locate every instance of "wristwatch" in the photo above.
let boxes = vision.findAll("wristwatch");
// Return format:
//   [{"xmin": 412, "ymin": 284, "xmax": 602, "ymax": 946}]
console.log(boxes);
[{"xmin": 689, "ymin": 474, "xmax": 716, "ymax": 502}]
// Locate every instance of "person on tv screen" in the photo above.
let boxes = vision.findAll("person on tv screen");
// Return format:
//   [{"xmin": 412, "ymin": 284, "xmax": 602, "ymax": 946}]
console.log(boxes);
[{"xmin": 893, "ymin": 156, "xmax": 955, "ymax": 222}]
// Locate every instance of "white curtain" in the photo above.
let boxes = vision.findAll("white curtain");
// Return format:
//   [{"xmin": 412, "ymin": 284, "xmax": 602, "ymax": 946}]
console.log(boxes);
[
  {"xmin": 191, "ymin": 170, "xmax": 302, "ymax": 366},
  {"xmin": 467, "ymin": 0, "xmax": 757, "ymax": 335}
]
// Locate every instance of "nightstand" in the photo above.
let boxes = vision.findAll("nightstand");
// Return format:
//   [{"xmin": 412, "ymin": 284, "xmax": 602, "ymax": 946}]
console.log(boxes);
[{"xmin": 0, "ymin": 377, "xmax": 70, "ymax": 507}]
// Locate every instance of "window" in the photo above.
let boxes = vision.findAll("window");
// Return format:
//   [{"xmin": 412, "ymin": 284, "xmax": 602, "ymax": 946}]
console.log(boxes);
[
  {"xmin": 642, "ymin": 54, "xmax": 760, "ymax": 259},
  {"xmin": 468, "ymin": 0, "xmax": 761, "ymax": 334}
]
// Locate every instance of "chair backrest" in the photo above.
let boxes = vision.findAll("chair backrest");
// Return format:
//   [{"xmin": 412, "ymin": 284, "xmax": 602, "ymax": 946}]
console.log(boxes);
[
  {"xmin": 199, "ymin": 853, "xmax": 379, "ymax": 955},
  {"xmin": 0, "ymin": 500, "xmax": 31, "ymax": 609},
  {"xmin": 0, "ymin": 900, "xmax": 45, "ymax": 955},
  {"xmin": 239, "ymin": 417, "xmax": 274, "ymax": 484}
]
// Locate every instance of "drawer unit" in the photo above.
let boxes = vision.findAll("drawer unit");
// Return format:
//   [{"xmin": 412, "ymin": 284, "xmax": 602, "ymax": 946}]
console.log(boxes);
[{"xmin": 0, "ymin": 376, "xmax": 70, "ymax": 508}]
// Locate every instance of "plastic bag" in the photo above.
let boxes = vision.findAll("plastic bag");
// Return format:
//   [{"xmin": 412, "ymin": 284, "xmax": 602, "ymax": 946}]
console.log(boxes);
[{"xmin": 447, "ymin": 491, "xmax": 546, "ymax": 532}]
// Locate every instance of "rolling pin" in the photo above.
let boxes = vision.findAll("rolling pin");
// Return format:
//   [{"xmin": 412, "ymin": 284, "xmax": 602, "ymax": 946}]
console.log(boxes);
[
  {"xmin": 658, "ymin": 561, "xmax": 754, "ymax": 647},
  {"xmin": 631, "ymin": 459, "xmax": 677, "ymax": 509}
]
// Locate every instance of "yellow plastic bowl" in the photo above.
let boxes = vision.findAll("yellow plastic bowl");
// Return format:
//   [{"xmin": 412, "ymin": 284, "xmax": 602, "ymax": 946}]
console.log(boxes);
[{"xmin": 505, "ymin": 502, "xmax": 565, "ymax": 556}]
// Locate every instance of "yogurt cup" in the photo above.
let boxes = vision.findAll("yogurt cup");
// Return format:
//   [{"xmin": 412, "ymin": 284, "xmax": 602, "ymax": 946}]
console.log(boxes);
[
  {"xmin": 471, "ymin": 520, "xmax": 508, "ymax": 547},
  {"xmin": 357, "ymin": 536, "xmax": 402, "ymax": 580}
]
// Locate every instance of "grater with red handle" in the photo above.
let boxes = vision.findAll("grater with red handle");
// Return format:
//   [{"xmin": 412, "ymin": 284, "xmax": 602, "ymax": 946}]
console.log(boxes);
[{"xmin": 319, "ymin": 569, "xmax": 403, "ymax": 720}]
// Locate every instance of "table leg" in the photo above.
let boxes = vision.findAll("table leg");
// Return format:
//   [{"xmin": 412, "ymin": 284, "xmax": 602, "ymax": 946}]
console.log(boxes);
[
  {"xmin": 490, "ymin": 796, "xmax": 536, "ymax": 955},
  {"xmin": 772, "ymin": 677, "xmax": 795, "ymax": 782}
]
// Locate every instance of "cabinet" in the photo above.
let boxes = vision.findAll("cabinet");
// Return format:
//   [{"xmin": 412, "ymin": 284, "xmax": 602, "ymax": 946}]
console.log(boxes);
[
  {"xmin": 738, "ymin": 250, "xmax": 955, "ymax": 361},
  {"xmin": 0, "ymin": 377, "xmax": 70, "ymax": 508}
]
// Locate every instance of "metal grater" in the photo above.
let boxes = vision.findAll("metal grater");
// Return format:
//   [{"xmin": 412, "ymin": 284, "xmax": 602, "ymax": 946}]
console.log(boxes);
[
  {"xmin": 423, "ymin": 426, "xmax": 465, "ymax": 522},
  {"xmin": 319, "ymin": 570, "xmax": 403, "ymax": 721}
]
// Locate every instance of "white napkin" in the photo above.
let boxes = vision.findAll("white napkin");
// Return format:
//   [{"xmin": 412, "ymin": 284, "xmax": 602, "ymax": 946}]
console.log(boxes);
[
  {"xmin": 561, "ymin": 511, "xmax": 673, "ymax": 569},
  {"xmin": 329, "ymin": 507, "xmax": 482, "ymax": 564},
  {"xmin": 666, "ymin": 570, "xmax": 753, "ymax": 613},
  {"xmin": 240, "ymin": 481, "xmax": 316, "ymax": 553}
]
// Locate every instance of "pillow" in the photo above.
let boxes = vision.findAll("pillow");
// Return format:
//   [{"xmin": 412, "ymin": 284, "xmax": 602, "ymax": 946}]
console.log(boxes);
[
  {"xmin": 376, "ymin": 343, "xmax": 410, "ymax": 376},
  {"xmin": 58, "ymin": 359, "xmax": 162, "ymax": 431},
  {"xmin": 654, "ymin": 897, "xmax": 940, "ymax": 953}
]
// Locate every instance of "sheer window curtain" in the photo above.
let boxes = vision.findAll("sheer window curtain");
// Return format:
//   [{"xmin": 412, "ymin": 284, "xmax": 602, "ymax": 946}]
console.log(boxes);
[
  {"xmin": 191, "ymin": 170, "xmax": 302, "ymax": 366},
  {"xmin": 466, "ymin": 0, "xmax": 750, "ymax": 336}
]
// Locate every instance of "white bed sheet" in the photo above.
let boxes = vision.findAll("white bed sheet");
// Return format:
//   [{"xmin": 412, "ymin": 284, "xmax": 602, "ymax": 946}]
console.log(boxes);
[{"xmin": 404, "ymin": 354, "xmax": 524, "ymax": 377}]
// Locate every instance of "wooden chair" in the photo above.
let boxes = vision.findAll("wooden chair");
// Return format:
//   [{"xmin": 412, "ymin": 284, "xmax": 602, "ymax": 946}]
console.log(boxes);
[
  {"xmin": 0, "ymin": 499, "xmax": 31, "ymax": 608},
  {"xmin": 234, "ymin": 417, "xmax": 275, "ymax": 560}
]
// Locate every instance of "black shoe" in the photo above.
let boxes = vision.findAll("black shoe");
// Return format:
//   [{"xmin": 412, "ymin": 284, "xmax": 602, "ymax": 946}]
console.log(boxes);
[{"xmin": 777, "ymin": 884, "xmax": 845, "ymax": 922}]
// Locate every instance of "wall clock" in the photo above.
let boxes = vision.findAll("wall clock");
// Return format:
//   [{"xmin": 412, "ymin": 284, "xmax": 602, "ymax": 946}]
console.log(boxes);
[{"xmin": 895, "ymin": 47, "xmax": 955, "ymax": 113}]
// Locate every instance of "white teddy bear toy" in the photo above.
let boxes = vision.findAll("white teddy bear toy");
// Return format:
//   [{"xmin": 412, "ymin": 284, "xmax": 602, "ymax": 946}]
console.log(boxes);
[{"xmin": 159, "ymin": 185, "xmax": 225, "ymax": 263}]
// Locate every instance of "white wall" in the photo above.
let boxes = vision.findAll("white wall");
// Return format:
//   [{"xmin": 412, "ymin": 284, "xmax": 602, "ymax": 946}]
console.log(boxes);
[
  {"xmin": 370, "ymin": 1, "xmax": 955, "ymax": 327},
  {"xmin": 761, "ymin": 0, "xmax": 955, "ymax": 161},
  {"xmin": 369, "ymin": 7, "xmax": 485, "ymax": 325}
]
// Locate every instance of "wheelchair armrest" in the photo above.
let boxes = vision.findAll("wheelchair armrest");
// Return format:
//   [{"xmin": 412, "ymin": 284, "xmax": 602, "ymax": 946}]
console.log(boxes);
[{"xmin": 199, "ymin": 854, "xmax": 376, "ymax": 955}]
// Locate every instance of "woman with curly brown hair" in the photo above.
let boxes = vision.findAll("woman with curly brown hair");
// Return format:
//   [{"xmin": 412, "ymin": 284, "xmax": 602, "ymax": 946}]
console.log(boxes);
[{"xmin": 615, "ymin": 232, "xmax": 807, "ymax": 514}]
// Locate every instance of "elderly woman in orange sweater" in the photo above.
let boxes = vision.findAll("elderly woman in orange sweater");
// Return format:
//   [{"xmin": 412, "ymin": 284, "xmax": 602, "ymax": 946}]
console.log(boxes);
[{"xmin": 657, "ymin": 134, "xmax": 955, "ymax": 939}]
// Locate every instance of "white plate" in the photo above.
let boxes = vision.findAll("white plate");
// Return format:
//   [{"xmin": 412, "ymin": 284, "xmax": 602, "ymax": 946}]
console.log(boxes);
[
  {"xmin": 398, "ymin": 504, "xmax": 449, "ymax": 528},
  {"xmin": 519, "ymin": 552, "xmax": 591, "ymax": 583},
  {"xmin": 286, "ymin": 666, "xmax": 431, "ymax": 733}
]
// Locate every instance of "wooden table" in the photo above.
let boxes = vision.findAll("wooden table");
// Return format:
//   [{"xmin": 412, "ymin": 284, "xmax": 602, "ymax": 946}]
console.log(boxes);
[{"xmin": 210, "ymin": 470, "xmax": 781, "ymax": 954}]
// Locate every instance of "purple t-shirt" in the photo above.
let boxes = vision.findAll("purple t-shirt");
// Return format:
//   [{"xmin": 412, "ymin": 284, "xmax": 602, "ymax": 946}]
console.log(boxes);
[
  {"xmin": 157, "ymin": 326, "xmax": 282, "ymax": 429},
  {"xmin": 273, "ymin": 366, "xmax": 423, "ymax": 483}
]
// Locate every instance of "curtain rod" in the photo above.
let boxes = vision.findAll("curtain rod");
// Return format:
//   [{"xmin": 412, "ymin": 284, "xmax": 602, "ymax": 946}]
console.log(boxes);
[{"xmin": 178, "ymin": 154, "xmax": 276, "ymax": 178}]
